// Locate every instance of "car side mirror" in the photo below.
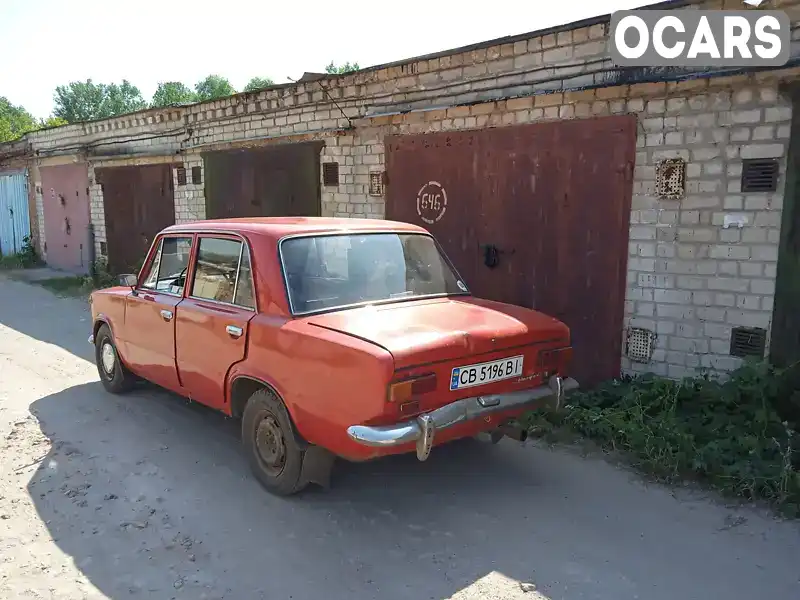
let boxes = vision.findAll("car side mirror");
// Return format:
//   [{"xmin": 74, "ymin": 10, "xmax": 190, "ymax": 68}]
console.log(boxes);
[{"xmin": 119, "ymin": 274, "xmax": 137, "ymax": 288}]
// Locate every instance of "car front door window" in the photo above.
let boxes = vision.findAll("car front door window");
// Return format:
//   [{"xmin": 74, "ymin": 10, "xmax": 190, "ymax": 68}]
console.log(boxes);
[{"xmin": 141, "ymin": 236, "xmax": 193, "ymax": 296}]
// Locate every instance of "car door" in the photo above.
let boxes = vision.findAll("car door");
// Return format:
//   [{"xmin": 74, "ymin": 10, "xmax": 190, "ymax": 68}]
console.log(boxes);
[
  {"xmin": 176, "ymin": 234, "xmax": 257, "ymax": 411},
  {"xmin": 122, "ymin": 234, "xmax": 194, "ymax": 393}
]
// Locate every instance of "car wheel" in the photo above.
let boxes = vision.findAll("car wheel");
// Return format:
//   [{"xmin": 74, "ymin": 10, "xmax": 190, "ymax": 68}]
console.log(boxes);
[
  {"xmin": 94, "ymin": 324, "xmax": 135, "ymax": 394},
  {"xmin": 242, "ymin": 388, "xmax": 309, "ymax": 496}
]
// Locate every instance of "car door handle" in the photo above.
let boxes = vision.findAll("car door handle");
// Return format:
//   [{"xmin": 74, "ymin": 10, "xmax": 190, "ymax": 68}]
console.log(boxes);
[
  {"xmin": 226, "ymin": 325, "xmax": 243, "ymax": 338},
  {"xmin": 160, "ymin": 309, "xmax": 173, "ymax": 321}
]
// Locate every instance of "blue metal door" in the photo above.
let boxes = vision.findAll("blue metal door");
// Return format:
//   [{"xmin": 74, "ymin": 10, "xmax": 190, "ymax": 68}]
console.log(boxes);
[{"xmin": 0, "ymin": 170, "xmax": 30, "ymax": 256}]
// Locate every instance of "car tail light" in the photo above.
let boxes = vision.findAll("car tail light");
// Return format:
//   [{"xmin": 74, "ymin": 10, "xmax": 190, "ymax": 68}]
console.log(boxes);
[
  {"xmin": 539, "ymin": 347, "xmax": 572, "ymax": 376},
  {"xmin": 387, "ymin": 373, "xmax": 437, "ymax": 403}
]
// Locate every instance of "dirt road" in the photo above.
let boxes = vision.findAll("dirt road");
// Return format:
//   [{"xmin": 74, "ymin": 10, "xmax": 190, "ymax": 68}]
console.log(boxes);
[{"xmin": 0, "ymin": 274, "xmax": 798, "ymax": 600}]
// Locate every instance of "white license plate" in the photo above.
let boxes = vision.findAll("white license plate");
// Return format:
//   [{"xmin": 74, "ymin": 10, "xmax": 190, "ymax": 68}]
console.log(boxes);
[{"xmin": 450, "ymin": 355, "xmax": 524, "ymax": 391}]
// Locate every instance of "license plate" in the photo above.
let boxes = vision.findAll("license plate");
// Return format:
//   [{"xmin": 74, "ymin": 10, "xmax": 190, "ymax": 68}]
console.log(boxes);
[{"xmin": 450, "ymin": 355, "xmax": 524, "ymax": 391}]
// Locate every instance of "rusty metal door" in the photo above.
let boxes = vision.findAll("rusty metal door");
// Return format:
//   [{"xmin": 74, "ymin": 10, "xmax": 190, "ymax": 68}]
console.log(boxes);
[
  {"xmin": 95, "ymin": 163, "xmax": 176, "ymax": 274},
  {"xmin": 203, "ymin": 141, "xmax": 323, "ymax": 219},
  {"xmin": 386, "ymin": 115, "xmax": 636, "ymax": 386},
  {"xmin": 40, "ymin": 163, "xmax": 91, "ymax": 273}
]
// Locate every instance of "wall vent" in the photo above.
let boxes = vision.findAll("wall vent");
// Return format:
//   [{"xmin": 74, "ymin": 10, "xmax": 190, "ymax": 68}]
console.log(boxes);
[
  {"xmin": 741, "ymin": 159, "xmax": 778, "ymax": 193},
  {"xmin": 176, "ymin": 167, "xmax": 187, "ymax": 186},
  {"xmin": 322, "ymin": 162, "xmax": 339, "ymax": 187},
  {"xmin": 655, "ymin": 158, "xmax": 686, "ymax": 200},
  {"xmin": 730, "ymin": 326, "xmax": 767, "ymax": 358},
  {"xmin": 369, "ymin": 172, "xmax": 385, "ymax": 197},
  {"xmin": 625, "ymin": 327, "xmax": 656, "ymax": 363},
  {"xmin": 191, "ymin": 166, "xmax": 202, "ymax": 185}
]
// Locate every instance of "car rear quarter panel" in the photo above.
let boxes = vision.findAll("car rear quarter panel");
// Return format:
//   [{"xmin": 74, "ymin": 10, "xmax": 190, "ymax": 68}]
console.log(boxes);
[
  {"xmin": 91, "ymin": 287, "xmax": 131, "ymax": 359},
  {"xmin": 228, "ymin": 314, "xmax": 395, "ymax": 459}
]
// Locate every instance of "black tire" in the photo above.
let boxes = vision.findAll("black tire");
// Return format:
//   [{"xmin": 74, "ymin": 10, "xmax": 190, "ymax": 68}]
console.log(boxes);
[
  {"xmin": 242, "ymin": 389, "xmax": 310, "ymax": 496},
  {"xmin": 94, "ymin": 323, "xmax": 135, "ymax": 394}
]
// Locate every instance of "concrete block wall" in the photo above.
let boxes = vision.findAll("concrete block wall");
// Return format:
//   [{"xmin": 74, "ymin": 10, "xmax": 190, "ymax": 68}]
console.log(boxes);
[
  {"xmin": 5, "ymin": 0, "xmax": 800, "ymax": 379},
  {"xmin": 173, "ymin": 156, "xmax": 205, "ymax": 224},
  {"xmin": 623, "ymin": 79, "xmax": 791, "ymax": 377}
]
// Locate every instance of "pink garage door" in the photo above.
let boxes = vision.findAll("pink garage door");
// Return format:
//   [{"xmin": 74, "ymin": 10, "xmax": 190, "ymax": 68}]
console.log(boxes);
[{"xmin": 40, "ymin": 163, "xmax": 91, "ymax": 273}]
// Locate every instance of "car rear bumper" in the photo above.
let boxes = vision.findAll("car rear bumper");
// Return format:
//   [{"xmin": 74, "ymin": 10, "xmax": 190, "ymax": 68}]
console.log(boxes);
[{"xmin": 346, "ymin": 375, "xmax": 578, "ymax": 461}]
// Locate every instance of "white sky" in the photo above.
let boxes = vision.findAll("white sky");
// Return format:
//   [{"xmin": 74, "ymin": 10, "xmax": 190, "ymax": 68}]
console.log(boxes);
[{"xmin": 0, "ymin": 0, "xmax": 650, "ymax": 119}]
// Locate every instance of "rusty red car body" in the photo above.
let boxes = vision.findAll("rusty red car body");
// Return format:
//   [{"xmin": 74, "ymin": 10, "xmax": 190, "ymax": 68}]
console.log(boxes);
[{"xmin": 89, "ymin": 217, "xmax": 577, "ymax": 495}]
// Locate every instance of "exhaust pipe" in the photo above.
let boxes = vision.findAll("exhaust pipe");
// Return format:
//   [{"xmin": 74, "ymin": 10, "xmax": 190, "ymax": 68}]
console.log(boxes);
[{"xmin": 493, "ymin": 423, "xmax": 529, "ymax": 443}]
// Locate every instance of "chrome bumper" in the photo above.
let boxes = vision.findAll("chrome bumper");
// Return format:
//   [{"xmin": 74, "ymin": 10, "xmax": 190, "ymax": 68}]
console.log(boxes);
[{"xmin": 347, "ymin": 375, "xmax": 579, "ymax": 461}]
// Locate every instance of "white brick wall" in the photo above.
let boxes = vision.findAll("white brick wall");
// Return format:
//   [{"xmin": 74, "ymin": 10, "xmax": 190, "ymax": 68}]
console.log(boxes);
[
  {"xmin": 5, "ymin": 0, "xmax": 800, "ymax": 380},
  {"xmin": 174, "ymin": 156, "xmax": 205, "ymax": 224}
]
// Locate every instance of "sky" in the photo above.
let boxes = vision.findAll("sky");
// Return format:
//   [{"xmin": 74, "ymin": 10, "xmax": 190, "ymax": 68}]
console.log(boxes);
[{"xmin": 0, "ymin": 0, "xmax": 650, "ymax": 119}]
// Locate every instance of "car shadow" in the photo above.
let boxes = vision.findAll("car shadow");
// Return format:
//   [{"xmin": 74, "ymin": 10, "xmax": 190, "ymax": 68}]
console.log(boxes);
[
  {"xmin": 22, "ymin": 381, "xmax": 800, "ymax": 600},
  {"xmin": 25, "ymin": 380, "xmax": 570, "ymax": 599}
]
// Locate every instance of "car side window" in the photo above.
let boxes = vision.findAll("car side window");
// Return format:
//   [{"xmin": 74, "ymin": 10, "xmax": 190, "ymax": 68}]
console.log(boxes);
[
  {"xmin": 191, "ymin": 237, "xmax": 255, "ymax": 309},
  {"xmin": 234, "ymin": 248, "xmax": 256, "ymax": 309},
  {"xmin": 141, "ymin": 236, "xmax": 193, "ymax": 295}
]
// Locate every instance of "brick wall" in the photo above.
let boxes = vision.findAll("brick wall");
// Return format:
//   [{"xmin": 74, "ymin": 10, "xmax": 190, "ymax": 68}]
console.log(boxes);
[{"xmin": 6, "ymin": 0, "xmax": 800, "ymax": 378}]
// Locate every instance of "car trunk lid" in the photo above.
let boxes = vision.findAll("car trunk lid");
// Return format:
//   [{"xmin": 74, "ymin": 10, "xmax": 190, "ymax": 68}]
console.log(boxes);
[{"xmin": 307, "ymin": 296, "xmax": 569, "ymax": 370}]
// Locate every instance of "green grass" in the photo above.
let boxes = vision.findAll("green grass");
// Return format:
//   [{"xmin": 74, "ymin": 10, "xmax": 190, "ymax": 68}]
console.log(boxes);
[
  {"xmin": 522, "ymin": 360, "xmax": 800, "ymax": 517},
  {"xmin": 0, "ymin": 235, "xmax": 42, "ymax": 270},
  {"xmin": 35, "ymin": 275, "xmax": 97, "ymax": 297}
]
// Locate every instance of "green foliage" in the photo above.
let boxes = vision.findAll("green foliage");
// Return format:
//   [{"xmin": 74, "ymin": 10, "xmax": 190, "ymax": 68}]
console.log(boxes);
[
  {"xmin": 39, "ymin": 115, "xmax": 68, "ymax": 129},
  {"xmin": 89, "ymin": 256, "xmax": 117, "ymax": 288},
  {"xmin": 325, "ymin": 61, "xmax": 360, "ymax": 74},
  {"xmin": 523, "ymin": 361, "xmax": 800, "ymax": 516},
  {"xmin": 0, "ymin": 235, "xmax": 41, "ymax": 269},
  {"xmin": 53, "ymin": 79, "xmax": 147, "ymax": 123},
  {"xmin": 194, "ymin": 75, "xmax": 236, "ymax": 101},
  {"xmin": 244, "ymin": 77, "xmax": 275, "ymax": 92},
  {"xmin": 151, "ymin": 82, "xmax": 197, "ymax": 108},
  {"xmin": 0, "ymin": 97, "xmax": 37, "ymax": 142}
]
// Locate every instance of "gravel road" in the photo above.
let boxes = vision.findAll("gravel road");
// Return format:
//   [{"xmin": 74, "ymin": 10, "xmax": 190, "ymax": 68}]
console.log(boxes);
[{"xmin": 1, "ymin": 273, "xmax": 799, "ymax": 600}]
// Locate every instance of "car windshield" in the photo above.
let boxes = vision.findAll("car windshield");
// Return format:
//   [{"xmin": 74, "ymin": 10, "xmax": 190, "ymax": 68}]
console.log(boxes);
[{"xmin": 280, "ymin": 232, "xmax": 469, "ymax": 314}]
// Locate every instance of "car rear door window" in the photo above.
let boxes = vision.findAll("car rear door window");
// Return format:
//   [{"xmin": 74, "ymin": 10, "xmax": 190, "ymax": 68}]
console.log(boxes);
[
  {"xmin": 191, "ymin": 237, "xmax": 255, "ymax": 309},
  {"xmin": 141, "ymin": 236, "xmax": 193, "ymax": 295}
]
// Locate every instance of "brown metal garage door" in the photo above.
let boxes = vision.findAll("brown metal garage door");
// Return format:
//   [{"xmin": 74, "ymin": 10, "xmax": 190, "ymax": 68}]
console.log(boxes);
[
  {"xmin": 95, "ymin": 163, "xmax": 176, "ymax": 274},
  {"xmin": 203, "ymin": 142, "xmax": 323, "ymax": 219},
  {"xmin": 385, "ymin": 115, "xmax": 636, "ymax": 386}
]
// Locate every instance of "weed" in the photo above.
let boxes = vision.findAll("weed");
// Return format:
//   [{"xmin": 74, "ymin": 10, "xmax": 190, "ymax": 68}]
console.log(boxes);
[
  {"xmin": 0, "ymin": 235, "xmax": 41, "ymax": 269},
  {"xmin": 522, "ymin": 360, "xmax": 800, "ymax": 516}
]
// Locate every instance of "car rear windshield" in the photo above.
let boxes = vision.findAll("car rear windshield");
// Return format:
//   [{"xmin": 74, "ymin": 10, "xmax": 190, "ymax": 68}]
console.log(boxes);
[{"xmin": 280, "ymin": 232, "xmax": 469, "ymax": 315}]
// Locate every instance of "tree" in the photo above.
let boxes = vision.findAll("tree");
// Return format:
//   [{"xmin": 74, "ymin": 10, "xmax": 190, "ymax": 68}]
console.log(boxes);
[
  {"xmin": 151, "ymin": 81, "xmax": 197, "ymax": 107},
  {"xmin": 53, "ymin": 79, "xmax": 146, "ymax": 123},
  {"xmin": 102, "ymin": 80, "xmax": 147, "ymax": 116},
  {"xmin": 244, "ymin": 77, "xmax": 275, "ymax": 92},
  {"xmin": 325, "ymin": 61, "xmax": 360, "ymax": 74},
  {"xmin": 194, "ymin": 75, "xmax": 236, "ymax": 101},
  {"xmin": 0, "ymin": 97, "xmax": 37, "ymax": 142},
  {"xmin": 39, "ymin": 115, "xmax": 68, "ymax": 129}
]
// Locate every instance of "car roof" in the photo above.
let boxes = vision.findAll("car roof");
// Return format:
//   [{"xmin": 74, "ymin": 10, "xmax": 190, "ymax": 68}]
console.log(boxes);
[{"xmin": 162, "ymin": 217, "xmax": 430, "ymax": 239}]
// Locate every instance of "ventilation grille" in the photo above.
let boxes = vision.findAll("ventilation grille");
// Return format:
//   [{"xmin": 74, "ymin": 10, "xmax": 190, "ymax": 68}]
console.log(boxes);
[
  {"xmin": 322, "ymin": 162, "xmax": 339, "ymax": 186},
  {"xmin": 741, "ymin": 159, "xmax": 778, "ymax": 193},
  {"xmin": 655, "ymin": 158, "xmax": 686, "ymax": 200},
  {"xmin": 730, "ymin": 326, "xmax": 767, "ymax": 358},
  {"xmin": 176, "ymin": 166, "xmax": 187, "ymax": 186},
  {"xmin": 191, "ymin": 166, "xmax": 202, "ymax": 185},
  {"xmin": 369, "ymin": 172, "xmax": 384, "ymax": 197},
  {"xmin": 626, "ymin": 327, "xmax": 656, "ymax": 363}
]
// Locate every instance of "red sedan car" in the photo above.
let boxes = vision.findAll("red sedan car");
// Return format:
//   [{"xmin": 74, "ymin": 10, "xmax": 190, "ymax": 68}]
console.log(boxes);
[{"xmin": 89, "ymin": 218, "xmax": 577, "ymax": 495}]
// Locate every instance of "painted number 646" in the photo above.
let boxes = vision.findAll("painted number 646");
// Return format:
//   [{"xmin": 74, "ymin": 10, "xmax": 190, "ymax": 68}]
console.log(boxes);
[{"xmin": 421, "ymin": 193, "xmax": 442, "ymax": 210}]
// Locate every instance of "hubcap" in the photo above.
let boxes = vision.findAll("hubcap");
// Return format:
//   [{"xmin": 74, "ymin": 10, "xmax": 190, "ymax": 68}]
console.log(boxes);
[
  {"xmin": 101, "ymin": 341, "xmax": 116, "ymax": 375},
  {"xmin": 255, "ymin": 415, "xmax": 286, "ymax": 475}
]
